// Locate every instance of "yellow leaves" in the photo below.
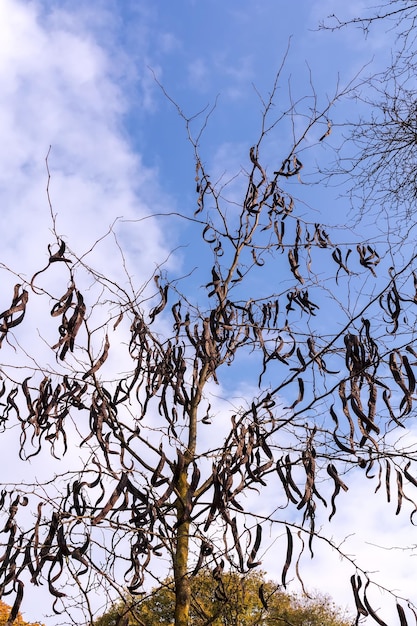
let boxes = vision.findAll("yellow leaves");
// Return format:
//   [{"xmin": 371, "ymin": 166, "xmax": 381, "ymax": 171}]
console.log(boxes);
[{"xmin": 0, "ymin": 599, "xmax": 44, "ymax": 626}]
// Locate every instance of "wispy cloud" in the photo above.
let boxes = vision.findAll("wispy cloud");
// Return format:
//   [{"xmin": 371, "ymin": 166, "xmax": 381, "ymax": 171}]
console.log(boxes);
[
  {"xmin": 0, "ymin": 5, "xmax": 180, "ymax": 622},
  {"xmin": 0, "ymin": 0, "xmax": 173, "ymax": 285}
]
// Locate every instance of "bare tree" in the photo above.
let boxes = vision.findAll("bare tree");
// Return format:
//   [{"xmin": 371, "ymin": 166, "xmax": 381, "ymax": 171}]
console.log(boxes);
[
  {"xmin": 1, "ymin": 62, "xmax": 417, "ymax": 626},
  {"xmin": 320, "ymin": 1, "xmax": 417, "ymax": 221},
  {"xmin": 321, "ymin": 0, "xmax": 417, "ymax": 39}
]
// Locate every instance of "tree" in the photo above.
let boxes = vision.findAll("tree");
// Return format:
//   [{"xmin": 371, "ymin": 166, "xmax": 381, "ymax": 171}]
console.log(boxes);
[
  {"xmin": 93, "ymin": 570, "xmax": 352, "ymax": 626},
  {"xmin": 320, "ymin": 1, "xmax": 417, "ymax": 220},
  {"xmin": 1, "ymin": 55, "xmax": 417, "ymax": 626}
]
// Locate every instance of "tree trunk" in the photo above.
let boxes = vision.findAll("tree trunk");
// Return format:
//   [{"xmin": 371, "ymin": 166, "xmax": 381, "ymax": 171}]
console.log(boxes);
[
  {"xmin": 174, "ymin": 468, "xmax": 191, "ymax": 626},
  {"xmin": 173, "ymin": 363, "xmax": 208, "ymax": 625}
]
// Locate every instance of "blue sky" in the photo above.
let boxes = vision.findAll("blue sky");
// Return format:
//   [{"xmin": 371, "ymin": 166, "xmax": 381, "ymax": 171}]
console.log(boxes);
[{"xmin": 0, "ymin": 1, "xmax": 415, "ymax": 624}]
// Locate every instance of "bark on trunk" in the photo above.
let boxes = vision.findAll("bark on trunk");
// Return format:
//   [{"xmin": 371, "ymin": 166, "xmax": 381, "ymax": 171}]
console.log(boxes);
[
  {"xmin": 173, "ymin": 362, "xmax": 209, "ymax": 626},
  {"xmin": 174, "ymin": 469, "xmax": 191, "ymax": 626}
]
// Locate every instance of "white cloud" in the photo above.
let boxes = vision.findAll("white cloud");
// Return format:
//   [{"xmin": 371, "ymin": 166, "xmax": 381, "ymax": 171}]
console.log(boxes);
[
  {"xmin": 0, "ymin": 6, "xmax": 175, "ymax": 620},
  {"xmin": 0, "ymin": 0, "xmax": 171, "ymax": 282}
]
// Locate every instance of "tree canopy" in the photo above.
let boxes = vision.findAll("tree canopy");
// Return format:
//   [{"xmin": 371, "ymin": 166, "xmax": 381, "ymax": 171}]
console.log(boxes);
[{"xmin": 94, "ymin": 570, "xmax": 351, "ymax": 626}]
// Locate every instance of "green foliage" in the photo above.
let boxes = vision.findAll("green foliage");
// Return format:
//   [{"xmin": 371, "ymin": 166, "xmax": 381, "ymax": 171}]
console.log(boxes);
[{"xmin": 94, "ymin": 570, "xmax": 352, "ymax": 626}]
